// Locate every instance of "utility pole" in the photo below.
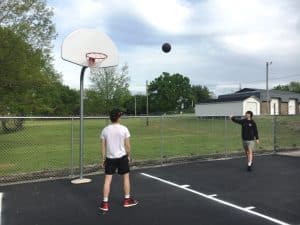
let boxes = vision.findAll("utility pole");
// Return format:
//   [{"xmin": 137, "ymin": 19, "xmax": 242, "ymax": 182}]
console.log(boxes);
[
  {"xmin": 134, "ymin": 95, "xmax": 137, "ymax": 116},
  {"xmin": 266, "ymin": 61, "xmax": 272, "ymax": 115},
  {"xmin": 146, "ymin": 80, "xmax": 149, "ymax": 126}
]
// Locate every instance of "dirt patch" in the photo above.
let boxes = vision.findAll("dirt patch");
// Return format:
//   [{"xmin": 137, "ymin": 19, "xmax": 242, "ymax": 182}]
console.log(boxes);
[
  {"xmin": 0, "ymin": 163, "xmax": 14, "ymax": 169},
  {"xmin": 277, "ymin": 149, "xmax": 300, "ymax": 157}
]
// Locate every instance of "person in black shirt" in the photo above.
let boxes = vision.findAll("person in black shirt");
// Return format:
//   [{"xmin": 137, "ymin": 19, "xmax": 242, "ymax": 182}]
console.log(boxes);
[{"xmin": 230, "ymin": 111, "xmax": 260, "ymax": 171}]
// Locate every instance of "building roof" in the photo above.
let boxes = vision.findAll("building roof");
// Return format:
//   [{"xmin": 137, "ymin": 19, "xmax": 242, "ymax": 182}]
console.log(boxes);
[
  {"xmin": 198, "ymin": 95, "xmax": 256, "ymax": 103},
  {"xmin": 219, "ymin": 88, "xmax": 300, "ymax": 102}
]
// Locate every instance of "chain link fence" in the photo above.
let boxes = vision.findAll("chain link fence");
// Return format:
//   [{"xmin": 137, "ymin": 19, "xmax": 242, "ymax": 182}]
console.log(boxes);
[
  {"xmin": 275, "ymin": 115, "xmax": 300, "ymax": 151},
  {"xmin": 0, "ymin": 115, "xmax": 299, "ymax": 183}
]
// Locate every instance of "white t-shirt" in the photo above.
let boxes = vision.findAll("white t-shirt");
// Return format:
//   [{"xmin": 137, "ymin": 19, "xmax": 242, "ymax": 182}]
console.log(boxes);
[{"xmin": 100, "ymin": 123, "xmax": 130, "ymax": 159}]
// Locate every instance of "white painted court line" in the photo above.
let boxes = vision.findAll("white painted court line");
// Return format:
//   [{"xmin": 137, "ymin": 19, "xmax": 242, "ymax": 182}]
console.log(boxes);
[
  {"xmin": 0, "ymin": 192, "xmax": 3, "ymax": 225},
  {"xmin": 141, "ymin": 173, "xmax": 290, "ymax": 225},
  {"xmin": 208, "ymin": 194, "xmax": 218, "ymax": 197},
  {"xmin": 245, "ymin": 206, "xmax": 256, "ymax": 210},
  {"xmin": 180, "ymin": 184, "xmax": 190, "ymax": 188}
]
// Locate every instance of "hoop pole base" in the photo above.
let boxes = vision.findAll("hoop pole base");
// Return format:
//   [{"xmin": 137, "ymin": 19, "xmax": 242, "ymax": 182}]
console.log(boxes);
[{"xmin": 71, "ymin": 178, "xmax": 92, "ymax": 184}]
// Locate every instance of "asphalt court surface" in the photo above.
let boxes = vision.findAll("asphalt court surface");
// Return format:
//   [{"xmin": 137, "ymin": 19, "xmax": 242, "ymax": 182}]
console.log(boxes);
[{"xmin": 0, "ymin": 154, "xmax": 299, "ymax": 225}]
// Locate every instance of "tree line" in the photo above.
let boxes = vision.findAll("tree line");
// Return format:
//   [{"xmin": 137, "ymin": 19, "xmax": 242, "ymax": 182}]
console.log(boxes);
[{"xmin": 86, "ymin": 69, "xmax": 212, "ymax": 115}]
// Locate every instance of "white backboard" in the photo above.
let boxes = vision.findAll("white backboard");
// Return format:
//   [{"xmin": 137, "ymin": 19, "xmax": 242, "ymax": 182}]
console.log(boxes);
[{"xmin": 61, "ymin": 28, "xmax": 118, "ymax": 67}]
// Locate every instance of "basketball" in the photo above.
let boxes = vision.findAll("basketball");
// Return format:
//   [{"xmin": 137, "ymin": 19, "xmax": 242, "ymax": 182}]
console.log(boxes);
[{"xmin": 162, "ymin": 43, "xmax": 171, "ymax": 53}]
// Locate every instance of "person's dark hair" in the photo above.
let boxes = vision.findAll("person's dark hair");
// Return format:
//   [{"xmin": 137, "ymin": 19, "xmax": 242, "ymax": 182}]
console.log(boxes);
[
  {"xmin": 110, "ymin": 108, "xmax": 122, "ymax": 122},
  {"xmin": 245, "ymin": 110, "xmax": 253, "ymax": 118}
]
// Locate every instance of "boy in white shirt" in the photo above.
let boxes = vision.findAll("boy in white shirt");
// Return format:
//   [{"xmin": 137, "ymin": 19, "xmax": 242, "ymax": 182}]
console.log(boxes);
[{"xmin": 99, "ymin": 109, "xmax": 138, "ymax": 212}]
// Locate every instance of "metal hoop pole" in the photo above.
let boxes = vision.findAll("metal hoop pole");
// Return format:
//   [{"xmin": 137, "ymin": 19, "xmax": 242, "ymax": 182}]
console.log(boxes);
[
  {"xmin": 70, "ymin": 66, "xmax": 91, "ymax": 184},
  {"xmin": 79, "ymin": 66, "xmax": 87, "ymax": 179}
]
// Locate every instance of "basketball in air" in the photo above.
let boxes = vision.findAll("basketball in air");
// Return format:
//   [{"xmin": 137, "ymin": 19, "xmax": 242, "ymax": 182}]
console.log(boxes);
[{"xmin": 162, "ymin": 43, "xmax": 171, "ymax": 53}]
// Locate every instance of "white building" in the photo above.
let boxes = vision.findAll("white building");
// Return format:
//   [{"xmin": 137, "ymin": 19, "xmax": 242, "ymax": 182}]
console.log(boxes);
[
  {"xmin": 195, "ymin": 88, "xmax": 300, "ymax": 116},
  {"xmin": 195, "ymin": 96, "xmax": 260, "ymax": 117}
]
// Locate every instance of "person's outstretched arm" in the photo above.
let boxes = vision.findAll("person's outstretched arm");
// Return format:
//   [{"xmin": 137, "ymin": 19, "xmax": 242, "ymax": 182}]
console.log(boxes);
[{"xmin": 230, "ymin": 115, "xmax": 243, "ymax": 124}]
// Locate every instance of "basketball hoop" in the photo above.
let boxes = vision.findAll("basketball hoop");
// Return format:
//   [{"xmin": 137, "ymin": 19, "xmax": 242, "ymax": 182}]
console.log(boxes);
[
  {"xmin": 86, "ymin": 52, "xmax": 107, "ymax": 67},
  {"xmin": 61, "ymin": 29, "xmax": 118, "ymax": 185}
]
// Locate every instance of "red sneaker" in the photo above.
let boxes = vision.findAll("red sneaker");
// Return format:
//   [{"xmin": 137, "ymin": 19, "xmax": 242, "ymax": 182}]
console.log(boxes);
[
  {"xmin": 99, "ymin": 201, "xmax": 109, "ymax": 212},
  {"xmin": 123, "ymin": 197, "xmax": 138, "ymax": 208}
]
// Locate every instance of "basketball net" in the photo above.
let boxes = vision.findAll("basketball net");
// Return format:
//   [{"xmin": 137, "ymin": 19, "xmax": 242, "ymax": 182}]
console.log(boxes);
[{"xmin": 86, "ymin": 52, "xmax": 108, "ymax": 68}]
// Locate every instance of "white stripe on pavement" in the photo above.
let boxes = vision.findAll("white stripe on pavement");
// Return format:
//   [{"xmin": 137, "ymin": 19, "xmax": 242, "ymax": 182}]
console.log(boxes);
[
  {"xmin": 141, "ymin": 173, "xmax": 290, "ymax": 225},
  {"xmin": 0, "ymin": 192, "xmax": 3, "ymax": 225}
]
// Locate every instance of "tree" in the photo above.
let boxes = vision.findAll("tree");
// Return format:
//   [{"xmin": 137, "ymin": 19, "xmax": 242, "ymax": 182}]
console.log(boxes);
[
  {"xmin": 84, "ymin": 89, "xmax": 106, "ymax": 116},
  {"xmin": 191, "ymin": 85, "xmax": 211, "ymax": 104},
  {"xmin": 0, "ymin": 27, "xmax": 45, "ymax": 115},
  {"xmin": 124, "ymin": 95, "xmax": 147, "ymax": 115},
  {"xmin": 148, "ymin": 72, "xmax": 192, "ymax": 113},
  {"xmin": 55, "ymin": 85, "xmax": 80, "ymax": 116},
  {"xmin": 0, "ymin": 1, "xmax": 82, "ymax": 116},
  {"xmin": 0, "ymin": 27, "xmax": 78, "ymax": 116},
  {"xmin": 33, "ymin": 81, "xmax": 80, "ymax": 116},
  {"xmin": 0, "ymin": 0, "xmax": 56, "ymax": 56},
  {"xmin": 87, "ymin": 64, "xmax": 131, "ymax": 115},
  {"xmin": 273, "ymin": 81, "xmax": 300, "ymax": 93}
]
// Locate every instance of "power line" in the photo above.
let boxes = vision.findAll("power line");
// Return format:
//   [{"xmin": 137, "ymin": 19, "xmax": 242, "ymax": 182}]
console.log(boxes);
[
  {"xmin": 241, "ymin": 74, "xmax": 300, "ymax": 84},
  {"xmin": 270, "ymin": 73, "xmax": 300, "ymax": 77}
]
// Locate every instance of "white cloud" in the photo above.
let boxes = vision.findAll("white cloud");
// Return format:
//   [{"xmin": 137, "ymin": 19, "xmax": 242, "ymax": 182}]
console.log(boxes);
[
  {"xmin": 131, "ymin": 0, "xmax": 191, "ymax": 34},
  {"xmin": 78, "ymin": 0, "xmax": 104, "ymax": 20},
  {"xmin": 129, "ymin": 85, "xmax": 147, "ymax": 95},
  {"xmin": 182, "ymin": 0, "xmax": 300, "ymax": 57},
  {"xmin": 221, "ymin": 32, "xmax": 300, "ymax": 56},
  {"xmin": 207, "ymin": 0, "xmax": 300, "ymax": 55},
  {"xmin": 221, "ymin": 34, "xmax": 271, "ymax": 54},
  {"xmin": 214, "ymin": 84, "xmax": 239, "ymax": 94},
  {"xmin": 52, "ymin": 0, "xmax": 106, "ymax": 33}
]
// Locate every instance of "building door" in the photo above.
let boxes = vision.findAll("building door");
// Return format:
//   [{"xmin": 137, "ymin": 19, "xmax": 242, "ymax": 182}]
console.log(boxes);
[
  {"xmin": 270, "ymin": 98, "xmax": 279, "ymax": 115},
  {"xmin": 245, "ymin": 102, "xmax": 258, "ymax": 115},
  {"xmin": 288, "ymin": 99, "xmax": 296, "ymax": 115},
  {"xmin": 243, "ymin": 97, "xmax": 260, "ymax": 115}
]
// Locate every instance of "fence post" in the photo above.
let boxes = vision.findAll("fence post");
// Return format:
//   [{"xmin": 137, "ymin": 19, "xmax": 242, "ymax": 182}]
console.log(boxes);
[
  {"xmin": 70, "ymin": 117, "xmax": 74, "ymax": 177},
  {"xmin": 272, "ymin": 115, "xmax": 277, "ymax": 153},
  {"xmin": 224, "ymin": 116, "xmax": 228, "ymax": 157},
  {"xmin": 160, "ymin": 115, "xmax": 164, "ymax": 166}
]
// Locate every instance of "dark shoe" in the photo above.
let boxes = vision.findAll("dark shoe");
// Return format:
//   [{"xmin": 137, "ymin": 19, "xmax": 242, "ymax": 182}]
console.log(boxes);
[
  {"xmin": 123, "ymin": 197, "xmax": 138, "ymax": 208},
  {"xmin": 100, "ymin": 201, "xmax": 109, "ymax": 211},
  {"xmin": 247, "ymin": 165, "xmax": 252, "ymax": 172}
]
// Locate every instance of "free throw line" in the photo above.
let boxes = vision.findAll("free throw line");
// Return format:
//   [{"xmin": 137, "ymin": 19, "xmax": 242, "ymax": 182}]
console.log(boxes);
[{"xmin": 141, "ymin": 173, "xmax": 290, "ymax": 225}]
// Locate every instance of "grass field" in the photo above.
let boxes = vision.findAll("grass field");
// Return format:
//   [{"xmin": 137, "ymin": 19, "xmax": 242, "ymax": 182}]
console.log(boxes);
[{"xmin": 0, "ymin": 115, "xmax": 299, "ymax": 178}]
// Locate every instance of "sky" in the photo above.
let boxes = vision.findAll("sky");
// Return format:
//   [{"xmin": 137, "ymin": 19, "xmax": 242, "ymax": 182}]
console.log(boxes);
[{"xmin": 48, "ymin": 0, "xmax": 300, "ymax": 96}]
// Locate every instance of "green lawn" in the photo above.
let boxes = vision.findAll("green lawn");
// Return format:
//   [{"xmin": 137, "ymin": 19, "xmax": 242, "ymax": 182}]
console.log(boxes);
[{"xmin": 0, "ymin": 116, "xmax": 299, "ymax": 177}]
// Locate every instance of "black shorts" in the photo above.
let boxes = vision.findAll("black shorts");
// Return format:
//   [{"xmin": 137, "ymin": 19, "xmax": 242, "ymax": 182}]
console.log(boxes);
[{"xmin": 105, "ymin": 155, "xmax": 130, "ymax": 175}]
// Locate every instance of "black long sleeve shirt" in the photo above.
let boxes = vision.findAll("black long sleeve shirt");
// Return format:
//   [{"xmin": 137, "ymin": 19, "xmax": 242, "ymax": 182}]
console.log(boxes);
[{"xmin": 231, "ymin": 117, "xmax": 259, "ymax": 141}]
